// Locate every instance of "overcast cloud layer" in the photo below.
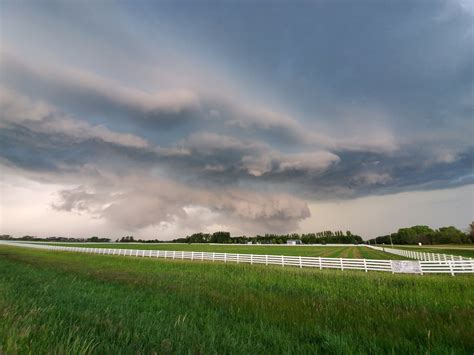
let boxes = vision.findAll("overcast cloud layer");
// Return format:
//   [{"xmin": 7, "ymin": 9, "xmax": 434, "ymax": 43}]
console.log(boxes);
[{"xmin": 1, "ymin": 0, "xmax": 473, "ymax": 238}]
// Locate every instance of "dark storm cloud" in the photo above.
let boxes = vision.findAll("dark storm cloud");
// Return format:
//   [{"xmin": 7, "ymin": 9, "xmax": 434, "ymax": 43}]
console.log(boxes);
[
  {"xmin": 2, "ymin": 112, "xmax": 471, "ymax": 202},
  {"xmin": 153, "ymin": 0, "xmax": 473, "ymax": 127},
  {"xmin": 1, "ymin": 54, "xmax": 201, "ymax": 128},
  {"xmin": 0, "ymin": 55, "xmax": 402, "ymax": 152}
]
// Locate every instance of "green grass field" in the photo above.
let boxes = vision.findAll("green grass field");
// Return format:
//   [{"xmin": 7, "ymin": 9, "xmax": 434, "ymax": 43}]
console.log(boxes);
[
  {"xmin": 1, "ymin": 246, "xmax": 473, "ymax": 354},
  {"xmin": 394, "ymin": 246, "xmax": 474, "ymax": 259},
  {"xmin": 42, "ymin": 243, "xmax": 409, "ymax": 260}
]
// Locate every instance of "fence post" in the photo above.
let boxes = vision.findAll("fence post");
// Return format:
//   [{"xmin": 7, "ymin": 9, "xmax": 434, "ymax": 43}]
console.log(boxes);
[
  {"xmin": 340, "ymin": 258, "xmax": 343, "ymax": 271},
  {"xmin": 448, "ymin": 261, "xmax": 455, "ymax": 276},
  {"xmin": 364, "ymin": 259, "xmax": 368, "ymax": 272},
  {"xmin": 251, "ymin": 254, "xmax": 253, "ymax": 265},
  {"xmin": 265, "ymin": 255, "xmax": 268, "ymax": 266},
  {"xmin": 281, "ymin": 255, "xmax": 284, "ymax": 267},
  {"xmin": 212, "ymin": 252, "xmax": 215, "ymax": 262},
  {"xmin": 224, "ymin": 253, "xmax": 227, "ymax": 263},
  {"xmin": 299, "ymin": 256, "xmax": 302, "ymax": 268},
  {"xmin": 319, "ymin": 257, "xmax": 322, "ymax": 270},
  {"xmin": 173, "ymin": 251, "xmax": 176, "ymax": 259}
]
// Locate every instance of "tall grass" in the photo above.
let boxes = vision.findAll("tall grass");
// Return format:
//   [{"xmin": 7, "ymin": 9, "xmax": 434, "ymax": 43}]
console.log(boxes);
[{"xmin": 1, "ymin": 246, "xmax": 472, "ymax": 354}]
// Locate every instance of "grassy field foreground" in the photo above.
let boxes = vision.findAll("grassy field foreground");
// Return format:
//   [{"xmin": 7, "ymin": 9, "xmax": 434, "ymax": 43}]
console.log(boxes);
[
  {"xmin": 1, "ymin": 246, "xmax": 473, "ymax": 354},
  {"xmin": 43, "ymin": 243, "xmax": 408, "ymax": 259}
]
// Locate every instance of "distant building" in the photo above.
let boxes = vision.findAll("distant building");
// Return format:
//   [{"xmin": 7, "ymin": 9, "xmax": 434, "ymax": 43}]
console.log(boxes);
[{"xmin": 287, "ymin": 240, "xmax": 302, "ymax": 245}]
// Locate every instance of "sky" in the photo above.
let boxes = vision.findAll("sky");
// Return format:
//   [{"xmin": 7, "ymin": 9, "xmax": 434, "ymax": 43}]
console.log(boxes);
[{"xmin": 0, "ymin": 0, "xmax": 473, "ymax": 240}]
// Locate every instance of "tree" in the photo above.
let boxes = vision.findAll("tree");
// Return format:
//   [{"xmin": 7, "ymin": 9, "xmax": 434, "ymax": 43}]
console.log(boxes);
[
  {"xmin": 210, "ymin": 231, "xmax": 231, "ymax": 243},
  {"xmin": 470, "ymin": 222, "xmax": 474, "ymax": 242},
  {"xmin": 120, "ymin": 236, "xmax": 135, "ymax": 243}
]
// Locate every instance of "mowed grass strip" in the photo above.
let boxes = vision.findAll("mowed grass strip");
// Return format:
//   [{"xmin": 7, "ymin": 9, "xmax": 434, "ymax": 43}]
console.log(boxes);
[
  {"xmin": 41, "ymin": 243, "xmax": 409, "ymax": 259},
  {"xmin": 1, "ymin": 246, "xmax": 473, "ymax": 354}
]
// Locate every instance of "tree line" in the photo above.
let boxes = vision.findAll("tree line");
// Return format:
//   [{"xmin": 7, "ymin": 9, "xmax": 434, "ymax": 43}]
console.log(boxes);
[
  {"xmin": 1, "ymin": 231, "xmax": 363, "ymax": 244},
  {"xmin": 0, "ymin": 235, "xmax": 111, "ymax": 243},
  {"xmin": 367, "ymin": 224, "xmax": 474, "ymax": 245},
  {"xmin": 2, "ymin": 223, "xmax": 472, "ymax": 245},
  {"xmin": 169, "ymin": 230, "xmax": 363, "ymax": 244}
]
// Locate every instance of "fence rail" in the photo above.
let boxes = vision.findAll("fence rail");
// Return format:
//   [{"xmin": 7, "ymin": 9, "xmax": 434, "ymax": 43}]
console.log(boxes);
[{"xmin": 1, "ymin": 242, "xmax": 473, "ymax": 276}]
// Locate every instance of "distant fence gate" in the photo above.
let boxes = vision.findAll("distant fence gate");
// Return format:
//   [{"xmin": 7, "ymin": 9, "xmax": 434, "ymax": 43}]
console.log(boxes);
[{"xmin": 1, "ymin": 242, "xmax": 473, "ymax": 276}]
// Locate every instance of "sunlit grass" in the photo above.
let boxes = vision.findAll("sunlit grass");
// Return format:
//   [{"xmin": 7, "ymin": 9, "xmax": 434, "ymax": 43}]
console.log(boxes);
[{"xmin": 1, "ymin": 246, "xmax": 472, "ymax": 354}]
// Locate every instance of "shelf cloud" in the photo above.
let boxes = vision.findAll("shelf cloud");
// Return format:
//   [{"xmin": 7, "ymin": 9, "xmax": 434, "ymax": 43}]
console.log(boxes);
[{"xmin": 1, "ymin": 0, "xmax": 473, "ymax": 237}]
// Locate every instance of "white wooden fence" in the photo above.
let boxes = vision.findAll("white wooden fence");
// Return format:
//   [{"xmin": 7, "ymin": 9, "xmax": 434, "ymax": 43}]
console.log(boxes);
[
  {"xmin": 1, "ymin": 242, "xmax": 473, "ymax": 276},
  {"xmin": 367, "ymin": 245, "xmax": 473, "ymax": 275},
  {"xmin": 367, "ymin": 245, "xmax": 472, "ymax": 261}
]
